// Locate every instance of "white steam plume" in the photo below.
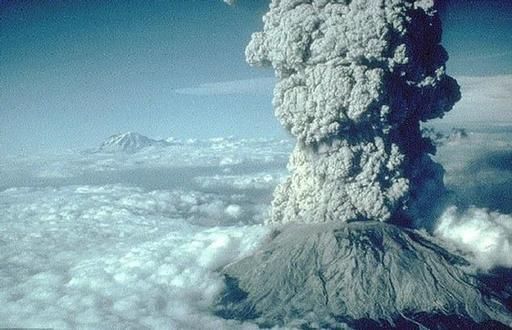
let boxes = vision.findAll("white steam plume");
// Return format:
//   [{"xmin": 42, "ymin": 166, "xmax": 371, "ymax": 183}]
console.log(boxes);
[{"xmin": 246, "ymin": 0, "xmax": 460, "ymax": 225}]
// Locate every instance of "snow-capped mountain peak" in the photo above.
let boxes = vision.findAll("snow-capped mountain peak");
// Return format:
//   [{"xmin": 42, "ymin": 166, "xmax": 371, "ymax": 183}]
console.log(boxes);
[{"xmin": 99, "ymin": 132, "xmax": 166, "ymax": 153}]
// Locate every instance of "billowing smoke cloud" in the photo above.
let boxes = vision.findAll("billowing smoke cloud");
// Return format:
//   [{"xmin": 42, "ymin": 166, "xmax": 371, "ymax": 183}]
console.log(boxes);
[{"xmin": 246, "ymin": 0, "xmax": 460, "ymax": 225}]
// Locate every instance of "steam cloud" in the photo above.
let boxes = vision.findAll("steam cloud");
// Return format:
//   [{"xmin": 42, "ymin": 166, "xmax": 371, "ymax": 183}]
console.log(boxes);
[
  {"xmin": 435, "ymin": 206, "xmax": 512, "ymax": 270},
  {"xmin": 246, "ymin": 0, "xmax": 460, "ymax": 225}
]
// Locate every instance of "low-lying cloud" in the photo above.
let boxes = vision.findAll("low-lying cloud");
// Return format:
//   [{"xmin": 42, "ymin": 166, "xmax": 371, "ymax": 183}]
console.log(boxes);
[
  {"xmin": 435, "ymin": 206, "xmax": 512, "ymax": 270},
  {"xmin": 0, "ymin": 184, "xmax": 268, "ymax": 329},
  {"xmin": 173, "ymin": 78, "xmax": 275, "ymax": 96},
  {"xmin": 0, "ymin": 129, "xmax": 511, "ymax": 328},
  {"xmin": 443, "ymin": 75, "xmax": 512, "ymax": 123}
]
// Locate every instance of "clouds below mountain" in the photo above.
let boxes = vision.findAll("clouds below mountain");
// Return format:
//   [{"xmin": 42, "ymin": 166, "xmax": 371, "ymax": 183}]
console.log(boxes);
[
  {"xmin": 435, "ymin": 206, "xmax": 512, "ymax": 270},
  {"xmin": 0, "ymin": 128, "xmax": 511, "ymax": 327},
  {"xmin": 173, "ymin": 78, "xmax": 275, "ymax": 96},
  {"xmin": 430, "ymin": 128, "xmax": 512, "ymax": 270},
  {"xmin": 0, "ymin": 184, "xmax": 268, "ymax": 329},
  {"xmin": 443, "ymin": 75, "xmax": 512, "ymax": 122}
]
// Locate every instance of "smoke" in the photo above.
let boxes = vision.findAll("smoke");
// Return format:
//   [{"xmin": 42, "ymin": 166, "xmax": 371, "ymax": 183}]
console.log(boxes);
[{"xmin": 246, "ymin": 0, "xmax": 460, "ymax": 225}]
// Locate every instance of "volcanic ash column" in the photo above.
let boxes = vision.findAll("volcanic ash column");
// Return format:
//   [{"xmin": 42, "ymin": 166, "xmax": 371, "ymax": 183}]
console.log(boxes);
[{"xmin": 246, "ymin": 0, "xmax": 460, "ymax": 225}]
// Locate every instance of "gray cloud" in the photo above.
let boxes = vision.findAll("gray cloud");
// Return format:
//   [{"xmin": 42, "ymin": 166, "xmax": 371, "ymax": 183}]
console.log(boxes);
[{"xmin": 246, "ymin": 0, "xmax": 460, "ymax": 225}]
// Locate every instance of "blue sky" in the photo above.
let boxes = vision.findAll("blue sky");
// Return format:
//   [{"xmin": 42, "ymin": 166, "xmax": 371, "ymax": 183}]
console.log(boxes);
[{"xmin": 1, "ymin": 0, "xmax": 511, "ymax": 154}]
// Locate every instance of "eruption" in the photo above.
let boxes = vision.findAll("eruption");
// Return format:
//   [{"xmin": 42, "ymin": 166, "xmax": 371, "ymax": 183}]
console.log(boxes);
[
  {"xmin": 246, "ymin": 0, "xmax": 460, "ymax": 225},
  {"xmin": 215, "ymin": 1, "xmax": 512, "ymax": 327}
]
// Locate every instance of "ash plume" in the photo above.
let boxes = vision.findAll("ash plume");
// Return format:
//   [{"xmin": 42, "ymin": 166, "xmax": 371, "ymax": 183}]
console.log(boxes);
[{"xmin": 246, "ymin": 0, "xmax": 461, "ymax": 225}]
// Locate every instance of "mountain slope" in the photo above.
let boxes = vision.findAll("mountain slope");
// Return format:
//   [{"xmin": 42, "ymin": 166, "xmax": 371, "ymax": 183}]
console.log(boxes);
[
  {"xmin": 98, "ymin": 132, "xmax": 167, "ymax": 153},
  {"xmin": 216, "ymin": 222, "xmax": 512, "ymax": 329}
]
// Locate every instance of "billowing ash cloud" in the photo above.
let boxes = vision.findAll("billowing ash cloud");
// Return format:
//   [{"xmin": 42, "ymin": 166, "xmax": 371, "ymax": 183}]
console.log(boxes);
[{"xmin": 246, "ymin": 0, "xmax": 461, "ymax": 225}]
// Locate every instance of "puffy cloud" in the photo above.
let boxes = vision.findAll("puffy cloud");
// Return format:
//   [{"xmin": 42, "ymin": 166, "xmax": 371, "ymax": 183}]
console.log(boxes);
[
  {"xmin": 0, "ymin": 137, "xmax": 291, "ymax": 190},
  {"xmin": 0, "ymin": 137, "xmax": 292, "ymax": 327},
  {"xmin": 194, "ymin": 172, "xmax": 285, "ymax": 191},
  {"xmin": 435, "ymin": 206, "xmax": 512, "ymax": 270},
  {"xmin": 247, "ymin": 0, "xmax": 460, "ymax": 225},
  {"xmin": 0, "ymin": 184, "xmax": 269, "ymax": 328},
  {"xmin": 225, "ymin": 204, "xmax": 243, "ymax": 218},
  {"xmin": 429, "ymin": 130, "xmax": 512, "ymax": 270},
  {"xmin": 0, "ymin": 136, "xmax": 290, "ymax": 327},
  {"xmin": 1, "ymin": 128, "xmax": 511, "ymax": 329}
]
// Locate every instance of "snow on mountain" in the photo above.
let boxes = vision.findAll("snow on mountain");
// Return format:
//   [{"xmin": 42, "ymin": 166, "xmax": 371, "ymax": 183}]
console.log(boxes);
[{"xmin": 98, "ymin": 132, "xmax": 169, "ymax": 153}]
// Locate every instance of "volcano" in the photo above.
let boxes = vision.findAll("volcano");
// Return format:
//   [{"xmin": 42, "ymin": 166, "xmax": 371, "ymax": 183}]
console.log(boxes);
[{"xmin": 216, "ymin": 222, "xmax": 512, "ymax": 328}]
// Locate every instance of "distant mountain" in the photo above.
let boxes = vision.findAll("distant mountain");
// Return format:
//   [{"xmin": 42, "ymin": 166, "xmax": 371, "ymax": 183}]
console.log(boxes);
[{"xmin": 98, "ymin": 132, "xmax": 169, "ymax": 153}]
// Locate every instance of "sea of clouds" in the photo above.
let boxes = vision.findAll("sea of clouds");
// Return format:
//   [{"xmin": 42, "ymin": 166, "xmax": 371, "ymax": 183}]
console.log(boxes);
[
  {"xmin": 0, "ymin": 138, "xmax": 290, "ymax": 329},
  {"xmin": 0, "ymin": 128, "xmax": 511, "ymax": 328},
  {"xmin": 431, "ymin": 124, "xmax": 512, "ymax": 270}
]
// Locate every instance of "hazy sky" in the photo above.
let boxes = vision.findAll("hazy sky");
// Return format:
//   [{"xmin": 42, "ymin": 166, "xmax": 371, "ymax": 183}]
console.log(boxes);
[{"xmin": 1, "ymin": 0, "xmax": 511, "ymax": 154}]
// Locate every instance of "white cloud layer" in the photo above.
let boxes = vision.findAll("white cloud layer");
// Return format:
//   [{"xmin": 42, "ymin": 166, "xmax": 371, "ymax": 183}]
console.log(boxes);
[
  {"xmin": 0, "ymin": 129, "xmax": 511, "ymax": 327},
  {"xmin": 443, "ymin": 75, "xmax": 512, "ymax": 123},
  {"xmin": 427, "ymin": 127, "xmax": 512, "ymax": 270},
  {"xmin": 0, "ymin": 137, "xmax": 292, "ymax": 328},
  {"xmin": 432, "ymin": 128, "xmax": 512, "ymax": 215},
  {"xmin": 194, "ymin": 172, "xmax": 285, "ymax": 191},
  {"xmin": 173, "ymin": 78, "xmax": 275, "ymax": 96},
  {"xmin": 0, "ymin": 137, "xmax": 291, "ymax": 190},
  {"xmin": 435, "ymin": 206, "xmax": 512, "ymax": 270},
  {"xmin": 0, "ymin": 184, "xmax": 269, "ymax": 328}
]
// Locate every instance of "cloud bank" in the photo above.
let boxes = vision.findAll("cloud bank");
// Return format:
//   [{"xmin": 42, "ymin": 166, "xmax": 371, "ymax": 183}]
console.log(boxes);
[
  {"xmin": 444, "ymin": 74, "xmax": 512, "ymax": 123},
  {"xmin": 0, "ymin": 184, "xmax": 268, "ymax": 329},
  {"xmin": 0, "ymin": 129, "xmax": 511, "ymax": 328},
  {"xmin": 435, "ymin": 206, "xmax": 512, "ymax": 270},
  {"xmin": 173, "ymin": 78, "xmax": 275, "ymax": 96}
]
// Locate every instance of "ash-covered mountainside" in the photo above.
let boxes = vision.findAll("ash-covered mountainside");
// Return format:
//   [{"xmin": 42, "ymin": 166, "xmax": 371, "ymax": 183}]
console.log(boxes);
[
  {"xmin": 216, "ymin": 222, "xmax": 512, "ymax": 329},
  {"xmin": 98, "ymin": 132, "xmax": 169, "ymax": 153}
]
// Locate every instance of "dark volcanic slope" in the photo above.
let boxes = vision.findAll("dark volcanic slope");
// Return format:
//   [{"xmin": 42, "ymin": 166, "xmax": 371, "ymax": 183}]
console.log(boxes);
[{"xmin": 216, "ymin": 222, "xmax": 512, "ymax": 329}]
